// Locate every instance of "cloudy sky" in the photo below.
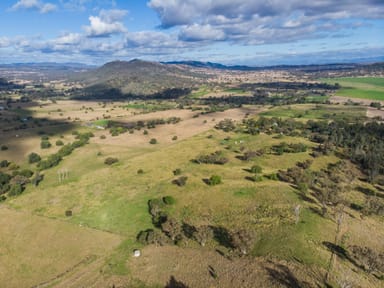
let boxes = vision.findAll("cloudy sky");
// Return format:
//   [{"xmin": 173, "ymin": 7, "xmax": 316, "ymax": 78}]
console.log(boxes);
[{"xmin": 0, "ymin": 0, "xmax": 383, "ymax": 65}]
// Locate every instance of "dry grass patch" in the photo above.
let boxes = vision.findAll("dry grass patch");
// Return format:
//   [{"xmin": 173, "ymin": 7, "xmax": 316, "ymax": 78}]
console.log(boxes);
[{"xmin": 0, "ymin": 206, "xmax": 121, "ymax": 288}]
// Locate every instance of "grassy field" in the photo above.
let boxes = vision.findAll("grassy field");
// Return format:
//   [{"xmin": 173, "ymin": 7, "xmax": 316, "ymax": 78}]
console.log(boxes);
[
  {"xmin": 189, "ymin": 85, "xmax": 212, "ymax": 98},
  {"xmin": 260, "ymin": 103, "xmax": 366, "ymax": 120},
  {"xmin": 0, "ymin": 206, "xmax": 121, "ymax": 288},
  {"xmin": 1, "ymin": 99, "xmax": 383, "ymax": 287},
  {"xmin": 322, "ymin": 77, "xmax": 384, "ymax": 100},
  {"xmin": 5, "ymin": 126, "xmax": 337, "ymax": 271}
]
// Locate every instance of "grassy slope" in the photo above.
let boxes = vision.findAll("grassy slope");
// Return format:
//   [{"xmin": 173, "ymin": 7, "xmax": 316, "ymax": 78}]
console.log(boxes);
[
  {"xmin": 260, "ymin": 103, "xmax": 366, "ymax": 120},
  {"xmin": 0, "ymin": 206, "xmax": 121, "ymax": 288},
  {"xmin": 322, "ymin": 77, "xmax": 384, "ymax": 100},
  {"xmin": 7, "ymin": 127, "xmax": 335, "ymax": 270},
  {"xmin": 2, "ymin": 101, "xmax": 383, "ymax": 287}
]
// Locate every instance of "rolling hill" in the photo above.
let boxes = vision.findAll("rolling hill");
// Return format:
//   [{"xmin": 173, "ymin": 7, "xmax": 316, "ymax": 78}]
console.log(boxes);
[{"xmin": 72, "ymin": 59, "xmax": 207, "ymax": 99}]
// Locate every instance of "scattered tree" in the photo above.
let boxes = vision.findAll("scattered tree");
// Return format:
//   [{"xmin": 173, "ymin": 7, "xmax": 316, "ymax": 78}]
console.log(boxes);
[
  {"xmin": 40, "ymin": 140, "xmax": 52, "ymax": 149},
  {"xmin": 193, "ymin": 225, "xmax": 213, "ymax": 247},
  {"xmin": 207, "ymin": 175, "xmax": 222, "ymax": 186},
  {"xmin": 104, "ymin": 157, "xmax": 119, "ymax": 165},
  {"xmin": 149, "ymin": 138, "xmax": 157, "ymax": 144},
  {"xmin": 172, "ymin": 176, "xmax": 188, "ymax": 187},
  {"xmin": 173, "ymin": 168, "xmax": 182, "ymax": 176},
  {"xmin": 231, "ymin": 229, "xmax": 255, "ymax": 255},
  {"xmin": 28, "ymin": 152, "xmax": 41, "ymax": 164},
  {"xmin": 250, "ymin": 165, "xmax": 263, "ymax": 174},
  {"xmin": 161, "ymin": 217, "xmax": 182, "ymax": 242}
]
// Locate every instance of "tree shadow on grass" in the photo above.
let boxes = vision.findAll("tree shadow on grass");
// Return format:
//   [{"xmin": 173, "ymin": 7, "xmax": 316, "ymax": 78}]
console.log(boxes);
[
  {"xmin": 265, "ymin": 263, "xmax": 310, "ymax": 288},
  {"xmin": 209, "ymin": 225, "xmax": 233, "ymax": 249},
  {"xmin": 165, "ymin": 276, "xmax": 189, "ymax": 288},
  {"xmin": 323, "ymin": 241, "xmax": 364, "ymax": 270},
  {"xmin": 0, "ymin": 100, "xmax": 76, "ymax": 162},
  {"xmin": 182, "ymin": 222, "xmax": 196, "ymax": 239}
]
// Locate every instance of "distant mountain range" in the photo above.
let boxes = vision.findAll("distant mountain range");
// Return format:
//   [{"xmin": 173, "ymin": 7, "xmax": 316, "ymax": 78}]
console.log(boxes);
[
  {"xmin": 164, "ymin": 60, "xmax": 379, "ymax": 72},
  {"xmin": 2, "ymin": 59, "xmax": 383, "ymax": 72}
]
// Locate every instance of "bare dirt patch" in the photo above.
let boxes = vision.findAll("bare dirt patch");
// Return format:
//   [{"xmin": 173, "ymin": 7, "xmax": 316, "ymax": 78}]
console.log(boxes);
[
  {"xmin": 330, "ymin": 95, "xmax": 383, "ymax": 106},
  {"xmin": 93, "ymin": 107, "xmax": 264, "ymax": 148},
  {"xmin": 366, "ymin": 107, "xmax": 384, "ymax": 119}
]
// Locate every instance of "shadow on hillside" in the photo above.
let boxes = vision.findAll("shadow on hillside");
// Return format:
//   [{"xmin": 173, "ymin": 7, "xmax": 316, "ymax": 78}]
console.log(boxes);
[
  {"xmin": 265, "ymin": 263, "xmax": 310, "ymax": 288},
  {"xmin": 165, "ymin": 276, "xmax": 189, "ymax": 288},
  {"xmin": 72, "ymin": 85, "xmax": 191, "ymax": 100},
  {"xmin": 0, "ymin": 100, "xmax": 76, "ymax": 162},
  {"xmin": 323, "ymin": 241, "xmax": 364, "ymax": 271}
]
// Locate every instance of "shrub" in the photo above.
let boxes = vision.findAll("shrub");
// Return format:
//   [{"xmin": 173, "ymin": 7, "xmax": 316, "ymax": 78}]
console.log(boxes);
[
  {"xmin": 0, "ymin": 160, "xmax": 9, "ymax": 167},
  {"xmin": 41, "ymin": 135, "xmax": 49, "ymax": 140},
  {"xmin": 250, "ymin": 165, "xmax": 262, "ymax": 174},
  {"xmin": 215, "ymin": 119, "xmax": 236, "ymax": 132},
  {"xmin": 65, "ymin": 210, "xmax": 73, "ymax": 217},
  {"xmin": 0, "ymin": 195, "xmax": 6, "ymax": 202},
  {"xmin": 1, "ymin": 145, "xmax": 8, "ymax": 151},
  {"xmin": 173, "ymin": 168, "xmax": 182, "ymax": 176},
  {"xmin": 240, "ymin": 149, "xmax": 264, "ymax": 161},
  {"xmin": 207, "ymin": 175, "xmax": 222, "ymax": 186},
  {"xmin": 149, "ymin": 138, "xmax": 157, "ymax": 144},
  {"xmin": 57, "ymin": 144, "xmax": 74, "ymax": 157},
  {"xmin": 0, "ymin": 184, "xmax": 10, "ymax": 194},
  {"xmin": 137, "ymin": 229, "xmax": 169, "ymax": 246},
  {"xmin": 55, "ymin": 140, "xmax": 64, "ymax": 146},
  {"xmin": 143, "ymin": 130, "xmax": 148, "ymax": 135},
  {"xmin": 8, "ymin": 163, "xmax": 19, "ymax": 170},
  {"xmin": 266, "ymin": 173, "xmax": 278, "ymax": 180},
  {"xmin": 193, "ymin": 225, "xmax": 213, "ymax": 247},
  {"xmin": 28, "ymin": 152, "xmax": 41, "ymax": 164},
  {"xmin": 163, "ymin": 196, "xmax": 176, "ymax": 205},
  {"xmin": 40, "ymin": 140, "xmax": 51, "ymax": 149},
  {"xmin": 104, "ymin": 157, "xmax": 118, "ymax": 165},
  {"xmin": 100, "ymin": 135, "xmax": 106, "ymax": 139},
  {"xmin": 0, "ymin": 172, "xmax": 11, "ymax": 186},
  {"xmin": 148, "ymin": 198, "xmax": 166, "ymax": 214},
  {"xmin": 8, "ymin": 184, "xmax": 23, "ymax": 196},
  {"xmin": 247, "ymin": 175, "xmax": 263, "ymax": 182},
  {"xmin": 230, "ymin": 229, "xmax": 256, "ymax": 255},
  {"xmin": 193, "ymin": 151, "xmax": 228, "ymax": 165},
  {"xmin": 172, "ymin": 176, "xmax": 188, "ymax": 187},
  {"xmin": 14, "ymin": 169, "xmax": 34, "ymax": 178},
  {"xmin": 137, "ymin": 169, "xmax": 144, "ymax": 174},
  {"xmin": 172, "ymin": 136, "xmax": 178, "ymax": 141},
  {"xmin": 38, "ymin": 153, "xmax": 62, "ymax": 170},
  {"xmin": 161, "ymin": 217, "xmax": 182, "ymax": 242}
]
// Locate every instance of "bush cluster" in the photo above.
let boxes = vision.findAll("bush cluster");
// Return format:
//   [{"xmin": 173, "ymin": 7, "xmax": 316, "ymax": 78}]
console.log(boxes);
[{"xmin": 193, "ymin": 151, "xmax": 228, "ymax": 165}]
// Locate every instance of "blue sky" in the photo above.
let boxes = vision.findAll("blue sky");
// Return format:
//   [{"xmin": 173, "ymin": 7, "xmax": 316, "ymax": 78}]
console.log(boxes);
[{"xmin": 0, "ymin": 0, "xmax": 383, "ymax": 65}]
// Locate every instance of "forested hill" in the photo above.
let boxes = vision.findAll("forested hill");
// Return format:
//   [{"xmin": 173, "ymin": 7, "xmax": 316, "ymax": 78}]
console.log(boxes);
[{"xmin": 71, "ymin": 59, "xmax": 206, "ymax": 99}]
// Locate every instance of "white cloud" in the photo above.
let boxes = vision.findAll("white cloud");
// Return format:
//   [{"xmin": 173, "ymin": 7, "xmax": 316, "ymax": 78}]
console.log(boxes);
[
  {"xmin": 10, "ymin": 0, "xmax": 57, "ymax": 13},
  {"xmin": 0, "ymin": 37, "xmax": 11, "ymax": 48},
  {"xmin": 148, "ymin": 0, "xmax": 384, "ymax": 45},
  {"xmin": 40, "ymin": 2, "xmax": 57, "ymax": 13},
  {"xmin": 84, "ymin": 9, "xmax": 128, "ymax": 37},
  {"xmin": 60, "ymin": 0, "xmax": 90, "ymax": 11},
  {"xmin": 54, "ymin": 33, "xmax": 82, "ymax": 45},
  {"xmin": 179, "ymin": 24, "xmax": 226, "ymax": 42}
]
